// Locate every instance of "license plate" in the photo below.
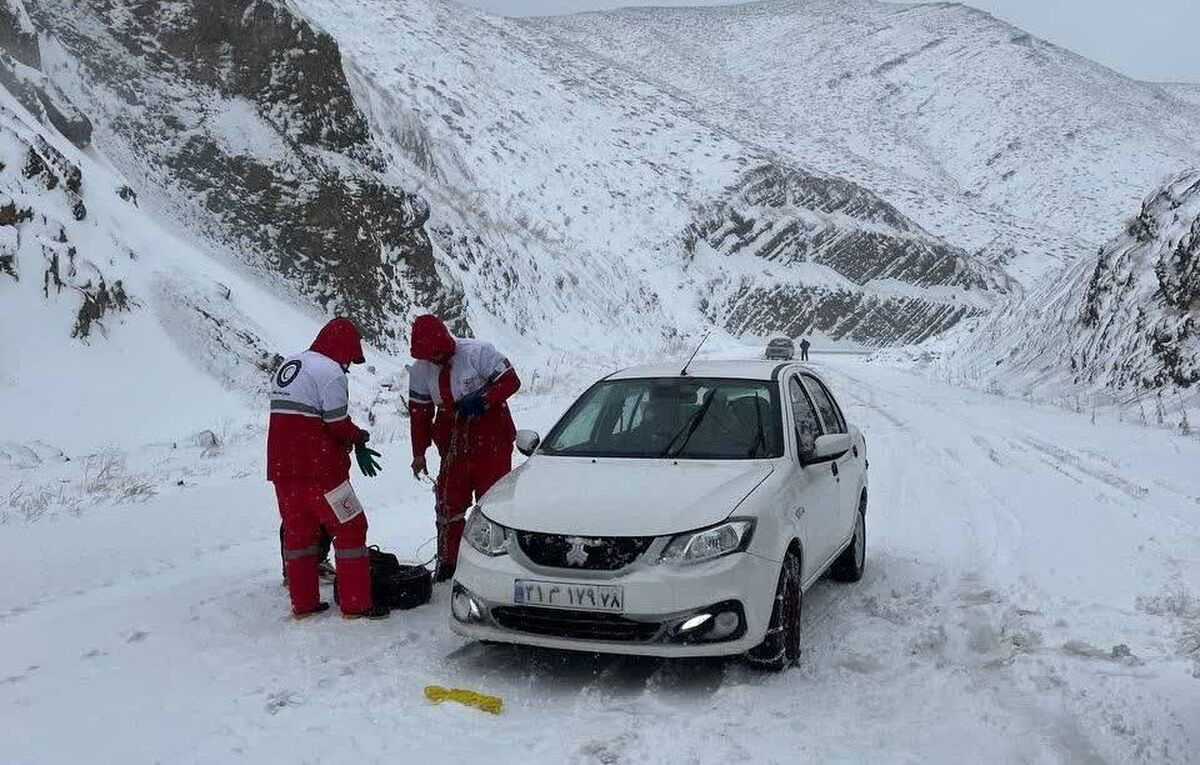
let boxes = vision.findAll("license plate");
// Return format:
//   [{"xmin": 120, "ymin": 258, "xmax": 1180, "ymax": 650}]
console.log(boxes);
[{"xmin": 513, "ymin": 579, "xmax": 625, "ymax": 612}]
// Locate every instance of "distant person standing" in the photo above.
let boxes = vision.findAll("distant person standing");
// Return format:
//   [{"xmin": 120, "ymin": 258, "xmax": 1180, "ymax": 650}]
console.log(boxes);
[{"xmin": 799, "ymin": 337, "xmax": 811, "ymax": 361}]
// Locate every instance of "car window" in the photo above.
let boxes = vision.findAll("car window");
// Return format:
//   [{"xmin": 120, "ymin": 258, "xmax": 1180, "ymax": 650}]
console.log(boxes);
[
  {"xmin": 611, "ymin": 389, "xmax": 645, "ymax": 434},
  {"xmin": 550, "ymin": 391, "xmax": 607, "ymax": 450},
  {"xmin": 788, "ymin": 377, "xmax": 822, "ymax": 456},
  {"xmin": 802, "ymin": 374, "xmax": 846, "ymax": 434},
  {"xmin": 540, "ymin": 377, "xmax": 784, "ymax": 459}
]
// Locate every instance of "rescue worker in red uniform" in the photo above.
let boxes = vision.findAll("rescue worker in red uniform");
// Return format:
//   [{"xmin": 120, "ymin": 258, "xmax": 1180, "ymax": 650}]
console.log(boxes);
[
  {"xmin": 267, "ymin": 318, "xmax": 386, "ymax": 620},
  {"xmin": 408, "ymin": 315, "xmax": 520, "ymax": 581}
]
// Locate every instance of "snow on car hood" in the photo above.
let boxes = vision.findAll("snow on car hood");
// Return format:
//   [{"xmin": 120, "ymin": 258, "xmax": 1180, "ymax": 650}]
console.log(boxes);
[{"xmin": 479, "ymin": 457, "xmax": 774, "ymax": 537}]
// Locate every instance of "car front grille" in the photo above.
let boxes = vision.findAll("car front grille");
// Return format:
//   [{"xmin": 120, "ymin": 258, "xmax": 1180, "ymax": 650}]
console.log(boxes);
[
  {"xmin": 490, "ymin": 606, "xmax": 661, "ymax": 642},
  {"xmin": 515, "ymin": 532, "xmax": 655, "ymax": 570}
]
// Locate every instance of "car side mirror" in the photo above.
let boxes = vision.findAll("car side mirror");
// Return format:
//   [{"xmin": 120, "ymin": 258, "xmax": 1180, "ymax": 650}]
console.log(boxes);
[
  {"xmin": 515, "ymin": 429, "xmax": 541, "ymax": 457},
  {"xmin": 802, "ymin": 433, "xmax": 852, "ymax": 465}
]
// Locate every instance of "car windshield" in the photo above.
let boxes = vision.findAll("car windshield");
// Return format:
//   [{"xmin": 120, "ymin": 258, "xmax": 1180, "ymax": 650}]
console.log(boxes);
[
  {"xmin": 540, "ymin": 377, "xmax": 784, "ymax": 459},
  {"xmin": 769, "ymin": 339, "xmax": 793, "ymax": 347}
]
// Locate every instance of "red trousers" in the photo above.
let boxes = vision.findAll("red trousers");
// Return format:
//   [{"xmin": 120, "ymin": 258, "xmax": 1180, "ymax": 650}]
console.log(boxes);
[
  {"xmin": 274, "ymin": 477, "xmax": 371, "ymax": 615},
  {"xmin": 436, "ymin": 442, "xmax": 512, "ymax": 568}
]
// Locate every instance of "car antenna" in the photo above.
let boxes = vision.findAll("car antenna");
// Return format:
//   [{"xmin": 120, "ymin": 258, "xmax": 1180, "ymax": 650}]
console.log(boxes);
[{"xmin": 680, "ymin": 330, "xmax": 711, "ymax": 377}]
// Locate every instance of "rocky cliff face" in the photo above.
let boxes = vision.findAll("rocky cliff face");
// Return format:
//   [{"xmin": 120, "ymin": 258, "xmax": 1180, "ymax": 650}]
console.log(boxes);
[
  {"xmin": 944, "ymin": 170, "xmax": 1200, "ymax": 403},
  {"xmin": 0, "ymin": 0, "xmax": 90, "ymax": 147},
  {"xmin": 22, "ymin": 0, "xmax": 466, "ymax": 351},
  {"xmin": 1074, "ymin": 172, "xmax": 1200, "ymax": 390},
  {"xmin": 0, "ymin": 104, "xmax": 103, "ymax": 332},
  {"xmin": 685, "ymin": 164, "xmax": 1000, "ymax": 344}
]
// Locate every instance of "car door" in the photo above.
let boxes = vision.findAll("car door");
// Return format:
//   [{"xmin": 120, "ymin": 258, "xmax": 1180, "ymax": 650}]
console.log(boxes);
[
  {"xmin": 801, "ymin": 373, "xmax": 857, "ymax": 550},
  {"xmin": 785, "ymin": 374, "xmax": 842, "ymax": 582}
]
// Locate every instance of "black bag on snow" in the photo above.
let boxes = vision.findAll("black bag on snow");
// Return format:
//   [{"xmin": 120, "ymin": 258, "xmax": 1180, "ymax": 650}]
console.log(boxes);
[{"xmin": 334, "ymin": 545, "xmax": 432, "ymax": 610}]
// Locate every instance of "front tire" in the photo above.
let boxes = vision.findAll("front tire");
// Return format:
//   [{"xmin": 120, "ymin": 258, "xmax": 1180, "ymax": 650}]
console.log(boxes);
[
  {"xmin": 830, "ymin": 497, "xmax": 866, "ymax": 583},
  {"xmin": 745, "ymin": 550, "xmax": 801, "ymax": 671}
]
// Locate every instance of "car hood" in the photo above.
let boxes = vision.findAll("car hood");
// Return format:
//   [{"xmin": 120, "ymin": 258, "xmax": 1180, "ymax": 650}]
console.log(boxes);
[{"xmin": 480, "ymin": 457, "xmax": 774, "ymax": 536}]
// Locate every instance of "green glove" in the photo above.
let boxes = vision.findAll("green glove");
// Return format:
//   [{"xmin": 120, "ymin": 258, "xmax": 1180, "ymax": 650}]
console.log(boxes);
[{"xmin": 355, "ymin": 441, "xmax": 382, "ymax": 478}]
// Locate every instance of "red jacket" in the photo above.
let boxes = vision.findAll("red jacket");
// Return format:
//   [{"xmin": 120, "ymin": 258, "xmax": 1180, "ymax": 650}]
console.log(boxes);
[
  {"xmin": 267, "ymin": 318, "xmax": 368, "ymax": 482},
  {"xmin": 408, "ymin": 315, "xmax": 520, "ymax": 461}
]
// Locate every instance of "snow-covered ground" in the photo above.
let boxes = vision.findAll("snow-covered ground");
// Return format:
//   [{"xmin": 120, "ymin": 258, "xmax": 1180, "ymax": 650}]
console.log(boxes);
[{"xmin": 2, "ymin": 354, "xmax": 1197, "ymax": 764}]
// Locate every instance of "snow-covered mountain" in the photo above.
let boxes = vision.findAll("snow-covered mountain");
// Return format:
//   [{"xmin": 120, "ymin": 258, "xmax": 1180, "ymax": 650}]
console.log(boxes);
[
  {"xmin": 10, "ymin": 0, "xmax": 1012, "ymax": 356},
  {"xmin": 939, "ymin": 170, "xmax": 1200, "ymax": 416},
  {"xmin": 0, "ymin": 0, "xmax": 388, "ymax": 449},
  {"xmin": 0, "ymin": 71, "xmax": 363, "ymax": 449},
  {"xmin": 534, "ymin": 0, "xmax": 1200, "ymax": 281},
  {"xmin": 1158, "ymin": 82, "xmax": 1200, "ymax": 109},
  {"xmin": 4, "ymin": 0, "xmax": 1199, "ymax": 433},
  {"xmin": 23, "ymin": 0, "xmax": 467, "ymax": 353}
]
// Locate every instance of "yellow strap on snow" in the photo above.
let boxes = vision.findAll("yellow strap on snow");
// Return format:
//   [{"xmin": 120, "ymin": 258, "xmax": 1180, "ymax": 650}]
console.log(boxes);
[{"xmin": 423, "ymin": 685, "xmax": 503, "ymax": 715}]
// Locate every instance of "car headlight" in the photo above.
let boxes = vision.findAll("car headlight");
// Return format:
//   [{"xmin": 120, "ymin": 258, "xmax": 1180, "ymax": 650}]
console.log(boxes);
[
  {"xmin": 660, "ymin": 519, "xmax": 755, "ymax": 565},
  {"xmin": 463, "ymin": 507, "xmax": 509, "ymax": 556}
]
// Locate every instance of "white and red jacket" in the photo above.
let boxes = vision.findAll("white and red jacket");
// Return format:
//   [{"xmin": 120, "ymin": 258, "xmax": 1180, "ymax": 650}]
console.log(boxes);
[
  {"xmin": 408, "ymin": 315, "xmax": 520, "ymax": 460},
  {"xmin": 267, "ymin": 318, "xmax": 367, "ymax": 482}
]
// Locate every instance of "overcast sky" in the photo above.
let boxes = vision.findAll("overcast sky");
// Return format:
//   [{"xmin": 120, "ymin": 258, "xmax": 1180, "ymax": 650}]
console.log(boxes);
[{"xmin": 452, "ymin": 0, "xmax": 1200, "ymax": 83}]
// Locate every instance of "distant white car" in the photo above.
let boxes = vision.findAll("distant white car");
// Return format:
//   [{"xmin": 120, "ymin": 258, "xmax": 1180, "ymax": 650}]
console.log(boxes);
[
  {"xmin": 764, "ymin": 336, "xmax": 795, "ymax": 360},
  {"xmin": 449, "ymin": 360, "xmax": 868, "ymax": 670}
]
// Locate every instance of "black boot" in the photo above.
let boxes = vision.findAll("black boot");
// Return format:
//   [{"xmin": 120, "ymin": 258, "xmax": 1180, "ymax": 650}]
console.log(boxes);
[
  {"xmin": 433, "ymin": 561, "xmax": 456, "ymax": 583},
  {"xmin": 342, "ymin": 604, "xmax": 391, "ymax": 621}
]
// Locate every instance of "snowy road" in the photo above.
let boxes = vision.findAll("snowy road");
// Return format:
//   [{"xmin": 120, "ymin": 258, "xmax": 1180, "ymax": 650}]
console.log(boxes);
[{"xmin": 2, "ymin": 357, "xmax": 1198, "ymax": 763}]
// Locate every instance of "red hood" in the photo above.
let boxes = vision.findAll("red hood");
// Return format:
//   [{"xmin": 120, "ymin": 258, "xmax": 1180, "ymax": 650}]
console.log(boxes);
[
  {"xmin": 310, "ymin": 317, "xmax": 365, "ymax": 366},
  {"xmin": 410, "ymin": 314, "xmax": 456, "ymax": 362}
]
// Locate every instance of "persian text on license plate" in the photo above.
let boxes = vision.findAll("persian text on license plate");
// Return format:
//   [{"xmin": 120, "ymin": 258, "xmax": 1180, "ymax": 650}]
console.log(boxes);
[{"xmin": 513, "ymin": 580, "xmax": 624, "ymax": 612}]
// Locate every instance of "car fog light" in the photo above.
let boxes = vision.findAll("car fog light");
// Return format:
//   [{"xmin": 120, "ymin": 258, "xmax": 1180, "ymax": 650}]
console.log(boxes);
[
  {"xmin": 679, "ymin": 613, "xmax": 713, "ymax": 633},
  {"xmin": 708, "ymin": 611, "xmax": 740, "ymax": 640},
  {"xmin": 452, "ymin": 590, "xmax": 481, "ymax": 622}
]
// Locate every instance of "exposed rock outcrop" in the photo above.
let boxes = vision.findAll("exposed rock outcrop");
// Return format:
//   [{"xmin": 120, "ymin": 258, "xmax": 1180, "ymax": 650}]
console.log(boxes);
[
  {"xmin": 1074, "ymin": 171, "xmax": 1200, "ymax": 389},
  {"xmin": 947, "ymin": 170, "xmax": 1200, "ymax": 400},
  {"xmin": 24, "ymin": 0, "xmax": 466, "ymax": 349},
  {"xmin": 0, "ymin": 102, "xmax": 134, "ymax": 339},
  {"xmin": 687, "ymin": 165, "xmax": 1004, "ymax": 344},
  {"xmin": 0, "ymin": 0, "xmax": 92, "ymax": 147}
]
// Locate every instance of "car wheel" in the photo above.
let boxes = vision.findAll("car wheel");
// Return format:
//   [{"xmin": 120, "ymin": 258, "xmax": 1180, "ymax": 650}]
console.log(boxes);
[
  {"xmin": 745, "ymin": 550, "xmax": 801, "ymax": 671},
  {"xmin": 830, "ymin": 496, "xmax": 866, "ymax": 583}
]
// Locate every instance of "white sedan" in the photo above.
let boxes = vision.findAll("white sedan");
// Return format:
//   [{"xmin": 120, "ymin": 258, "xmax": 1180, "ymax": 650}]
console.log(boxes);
[{"xmin": 449, "ymin": 360, "xmax": 868, "ymax": 670}]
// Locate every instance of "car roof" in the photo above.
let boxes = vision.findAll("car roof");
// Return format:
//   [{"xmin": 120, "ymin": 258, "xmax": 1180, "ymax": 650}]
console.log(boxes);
[{"xmin": 606, "ymin": 359, "xmax": 821, "ymax": 382}]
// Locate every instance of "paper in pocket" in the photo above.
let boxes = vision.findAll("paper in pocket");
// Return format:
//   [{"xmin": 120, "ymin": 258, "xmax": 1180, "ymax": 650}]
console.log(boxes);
[{"xmin": 324, "ymin": 480, "xmax": 364, "ymax": 524}]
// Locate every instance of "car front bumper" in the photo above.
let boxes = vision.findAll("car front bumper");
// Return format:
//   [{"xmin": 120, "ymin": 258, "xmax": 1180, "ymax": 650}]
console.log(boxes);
[{"xmin": 449, "ymin": 546, "xmax": 781, "ymax": 658}]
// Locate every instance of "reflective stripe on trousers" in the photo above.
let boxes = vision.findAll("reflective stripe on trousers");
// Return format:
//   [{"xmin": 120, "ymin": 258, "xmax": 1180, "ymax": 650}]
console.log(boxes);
[
  {"xmin": 335, "ymin": 546, "xmax": 369, "ymax": 560},
  {"xmin": 282, "ymin": 545, "xmax": 321, "ymax": 560}
]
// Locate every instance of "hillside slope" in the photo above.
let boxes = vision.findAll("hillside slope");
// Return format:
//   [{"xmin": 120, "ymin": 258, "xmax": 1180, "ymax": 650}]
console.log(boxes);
[
  {"xmin": 0, "ymin": 85, "xmax": 340, "ymax": 450},
  {"xmin": 11, "ymin": 0, "xmax": 1008, "ymax": 352},
  {"xmin": 535, "ymin": 0, "xmax": 1200, "ymax": 281},
  {"xmin": 939, "ymin": 169, "xmax": 1200, "ymax": 417},
  {"xmin": 292, "ymin": 0, "xmax": 1007, "ymax": 346},
  {"xmin": 24, "ymin": 0, "xmax": 467, "ymax": 352},
  {"xmin": 1158, "ymin": 83, "xmax": 1200, "ymax": 109}
]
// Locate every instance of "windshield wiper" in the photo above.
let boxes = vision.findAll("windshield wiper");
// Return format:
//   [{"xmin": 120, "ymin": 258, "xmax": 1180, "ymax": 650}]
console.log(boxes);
[{"xmin": 659, "ymin": 390, "xmax": 717, "ymax": 458}]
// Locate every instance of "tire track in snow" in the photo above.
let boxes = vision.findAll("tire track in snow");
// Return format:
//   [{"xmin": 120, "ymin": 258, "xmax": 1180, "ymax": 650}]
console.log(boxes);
[{"xmin": 1016, "ymin": 434, "xmax": 1151, "ymax": 503}]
